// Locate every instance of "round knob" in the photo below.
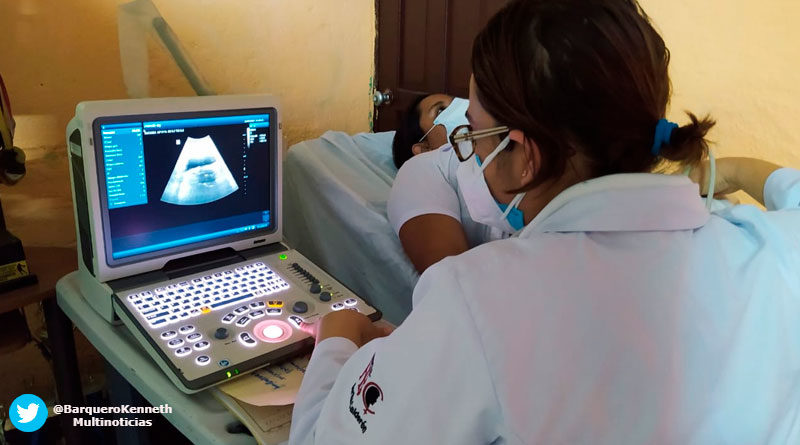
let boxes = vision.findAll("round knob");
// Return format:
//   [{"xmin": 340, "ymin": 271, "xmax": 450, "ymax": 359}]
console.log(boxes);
[
  {"xmin": 214, "ymin": 328, "xmax": 229, "ymax": 339},
  {"xmin": 309, "ymin": 282, "xmax": 321, "ymax": 294},
  {"xmin": 372, "ymin": 89, "xmax": 393, "ymax": 107},
  {"xmin": 319, "ymin": 291, "xmax": 332, "ymax": 302},
  {"xmin": 293, "ymin": 301, "xmax": 309, "ymax": 314}
]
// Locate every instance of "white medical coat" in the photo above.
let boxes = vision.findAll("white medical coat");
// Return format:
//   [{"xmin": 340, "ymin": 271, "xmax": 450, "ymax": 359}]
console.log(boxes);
[{"xmin": 291, "ymin": 168, "xmax": 800, "ymax": 444}]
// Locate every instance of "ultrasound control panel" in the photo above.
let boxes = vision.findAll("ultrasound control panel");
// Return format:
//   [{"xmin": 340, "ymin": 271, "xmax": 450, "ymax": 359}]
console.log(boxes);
[{"xmin": 112, "ymin": 249, "xmax": 381, "ymax": 393}]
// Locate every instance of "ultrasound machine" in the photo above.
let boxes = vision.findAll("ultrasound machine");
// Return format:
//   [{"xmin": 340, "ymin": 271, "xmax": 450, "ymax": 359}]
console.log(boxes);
[{"xmin": 66, "ymin": 94, "xmax": 380, "ymax": 393}]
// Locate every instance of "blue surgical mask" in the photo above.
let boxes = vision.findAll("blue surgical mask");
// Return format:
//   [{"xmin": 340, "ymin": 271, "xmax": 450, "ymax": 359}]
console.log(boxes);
[
  {"xmin": 475, "ymin": 155, "xmax": 526, "ymax": 231},
  {"xmin": 456, "ymin": 137, "xmax": 527, "ymax": 233}
]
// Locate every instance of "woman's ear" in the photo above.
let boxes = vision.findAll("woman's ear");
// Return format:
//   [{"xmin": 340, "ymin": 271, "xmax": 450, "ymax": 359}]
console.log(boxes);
[
  {"xmin": 411, "ymin": 142, "xmax": 428, "ymax": 155},
  {"xmin": 509, "ymin": 129, "xmax": 540, "ymax": 185}
]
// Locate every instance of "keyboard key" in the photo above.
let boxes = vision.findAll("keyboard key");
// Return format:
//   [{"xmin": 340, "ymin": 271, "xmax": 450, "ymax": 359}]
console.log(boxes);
[
  {"xmin": 221, "ymin": 313, "xmax": 236, "ymax": 324},
  {"xmin": 160, "ymin": 330, "xmax": 177, "ymax": 340},
  {"xmin": 175, "ymin": 347, "xmax": 192, "ymax": 357},
  {"xmin": 288, "ymin": 315, "xmax": 304, "ymax": 328},
  {"xmin": 249, "ymin": 310, "xmax": 265, "ymax": 319},
  {"xmin": 186, "ymin": 333, "xmax": 202, "ymax": 342},
  {"xmin": 210, "ymin": 293, "xmax": 254, "ymax": 309},
  {"xmin": 179, "ymin": 325, "xmax": 195, "ymax": 334},
  {"xmin": 146, "ymin": 311, "xmax": 169, "ymax": 321},
  {"xmin": 167, "ymin": 338, "xmax": 184, "ymax": 348},
  {"xmin": 236, "ymin": 316, "xmax": 251, "ymax": 327},
  {"xmin": 195, "ymin": 355, "xmax": 210, "ymax": 365},
  {"xmin": 238, "ymin": 332, "xmax": 257, "ymax": 347},
  {"xmin": 194, "ymin": 341, "xmax": 210, "ymax": 351},
  {"xmin": 234, "ymin": 306, "xmax": 249, "ymax": 314}
]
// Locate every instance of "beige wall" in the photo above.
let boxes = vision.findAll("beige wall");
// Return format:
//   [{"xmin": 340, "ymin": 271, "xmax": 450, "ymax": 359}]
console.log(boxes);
[
  {"xmin": 641, "ymin": 0, "xmax": 800, "ymax": 203},
  {"xmin": 0, "ymin": 1, "xmax": 798, "ymax": 247},
  {"xmin": 0, "ymin": 0, "xmax": 375, "ymax": 247}
]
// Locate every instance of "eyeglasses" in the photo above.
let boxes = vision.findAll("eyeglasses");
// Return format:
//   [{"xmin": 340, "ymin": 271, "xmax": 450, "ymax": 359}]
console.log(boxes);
[{"xmin": 448, "ymin": 125, "xmax": 510, "ymax": 162}]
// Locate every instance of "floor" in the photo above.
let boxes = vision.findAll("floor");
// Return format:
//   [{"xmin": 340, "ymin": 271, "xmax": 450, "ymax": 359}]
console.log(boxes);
[
  {"xmin": 1, "ymin": 301, "xmax": 106, "ymax": 437},
  {"xmin": 0, "ymin": 303, "xmax": 196, "ymax": 445}
]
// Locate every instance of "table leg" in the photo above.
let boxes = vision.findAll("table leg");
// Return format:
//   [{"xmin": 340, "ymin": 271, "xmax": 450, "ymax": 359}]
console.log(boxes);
[
  {"xmin": 105, "ymin": 359, "xmax": 151, "ymax": 445},
  {"xmin": 42, "ymin": 296, "xmax": 84, "ymax": 445}
]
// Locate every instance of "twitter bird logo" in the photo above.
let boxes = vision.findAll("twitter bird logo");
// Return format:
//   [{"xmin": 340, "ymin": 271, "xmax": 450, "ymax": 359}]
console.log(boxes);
[
  {"xmin": 9, "ymin": 394, "xmax": 47, "ymax": 432},
  {"xmin": 17, "ymin": 403, "xmax": 39, "ymax": 423}
]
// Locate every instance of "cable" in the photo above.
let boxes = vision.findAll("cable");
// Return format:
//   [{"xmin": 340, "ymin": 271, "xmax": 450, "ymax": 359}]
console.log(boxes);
[{"xmin": 705, "ymin": 149, "xmax": 716, "ymax": 210}]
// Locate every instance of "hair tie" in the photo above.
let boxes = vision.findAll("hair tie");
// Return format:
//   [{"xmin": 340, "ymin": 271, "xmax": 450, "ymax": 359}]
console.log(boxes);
[{"xmin": 651, "ymin": 118, "xmax": 678, "ymax": 156}]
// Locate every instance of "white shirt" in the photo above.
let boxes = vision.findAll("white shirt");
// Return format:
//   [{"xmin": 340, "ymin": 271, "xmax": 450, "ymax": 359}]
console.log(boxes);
[
  {"xmin": 387, "ymin": 144, "xmax": 504, "ymax": 246},
  {"xmin": 291, "ymin": 168, "xmax": 800, "ymax": 445}
]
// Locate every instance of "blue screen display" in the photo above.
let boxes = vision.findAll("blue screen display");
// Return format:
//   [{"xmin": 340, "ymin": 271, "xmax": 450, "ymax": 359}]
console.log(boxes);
[{"xmin": 98, "ymin": 111, "xmax": 273, "ymax": 261}]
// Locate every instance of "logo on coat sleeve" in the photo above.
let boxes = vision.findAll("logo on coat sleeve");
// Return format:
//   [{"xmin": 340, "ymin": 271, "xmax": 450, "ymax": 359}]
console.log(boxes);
[{"xmin": 349, "ymin": 353, "xmax": 384, "ymax": 433}]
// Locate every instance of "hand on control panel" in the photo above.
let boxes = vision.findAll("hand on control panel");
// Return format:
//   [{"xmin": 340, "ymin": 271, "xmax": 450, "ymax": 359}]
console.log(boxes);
[{"xmin": 300, "ymin": 310, "xmax": 392, "ymax": 348}]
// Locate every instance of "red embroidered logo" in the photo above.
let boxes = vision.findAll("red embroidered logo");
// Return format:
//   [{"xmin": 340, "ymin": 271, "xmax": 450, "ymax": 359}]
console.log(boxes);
[{"xmin": 349, "ymin": 354, "xmax": 383, "ymax": 433}]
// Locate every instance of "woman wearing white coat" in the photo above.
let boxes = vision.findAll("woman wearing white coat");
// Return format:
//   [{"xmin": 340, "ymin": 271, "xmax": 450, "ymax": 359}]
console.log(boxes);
[{"xmin": 290, "ymin": 0, "xmax": 800, "ymax": 443}]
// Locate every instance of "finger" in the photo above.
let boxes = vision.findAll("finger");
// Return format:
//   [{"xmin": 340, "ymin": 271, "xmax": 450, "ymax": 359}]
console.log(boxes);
[
  {"xmin": 372, "ymin": 325, "xmax": 392, "ymax": 338},
  {"xmin": 299, "ymin": 321, "xmax": 317, "ymax": 337},
  {"xmin": 373, "ymin": 319, "xmax": 395, "ymax": 331}
]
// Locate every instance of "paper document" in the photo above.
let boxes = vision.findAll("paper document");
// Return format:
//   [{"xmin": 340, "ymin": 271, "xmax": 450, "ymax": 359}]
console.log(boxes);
[
  {"xmin": 219, "ymin": 354, "xmax": 310, "ymax": 406},
  {"xmin": 212, "ymin": 389, "xmax": 293, "ymax": 445}
]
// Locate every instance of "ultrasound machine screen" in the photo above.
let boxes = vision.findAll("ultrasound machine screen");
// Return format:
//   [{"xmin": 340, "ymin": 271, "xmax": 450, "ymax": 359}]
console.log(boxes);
[{"xmin": 93, "ymin": 109, "xmax": 277, "ymax": 266}]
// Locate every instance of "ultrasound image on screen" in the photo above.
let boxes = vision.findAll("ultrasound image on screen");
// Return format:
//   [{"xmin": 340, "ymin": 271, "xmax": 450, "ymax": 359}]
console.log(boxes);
[
  {"xmin": 161, "ymin": 135, "xmax": 239, "ymax": 205},
  {"xmin": 99, "ymin": 112, "xmax": 273, "ymax": 260}
]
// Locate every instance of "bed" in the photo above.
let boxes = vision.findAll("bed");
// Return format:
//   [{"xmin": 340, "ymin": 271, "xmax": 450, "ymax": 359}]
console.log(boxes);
[{"xmin": 283, "ymin": 130, "xmax": 417, "ymax": 325}]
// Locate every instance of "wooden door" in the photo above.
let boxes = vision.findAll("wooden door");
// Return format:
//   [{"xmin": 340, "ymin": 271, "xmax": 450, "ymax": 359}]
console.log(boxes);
[{"xmin": 374, "ymin": 0, "xmax": 509, "ymax": 132}]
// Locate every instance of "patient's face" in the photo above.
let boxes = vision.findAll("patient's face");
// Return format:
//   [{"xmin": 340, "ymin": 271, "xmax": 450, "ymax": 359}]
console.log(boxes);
[{"xmin": 417, "ymin": 94, "xmax": 454, "ymax": 151}]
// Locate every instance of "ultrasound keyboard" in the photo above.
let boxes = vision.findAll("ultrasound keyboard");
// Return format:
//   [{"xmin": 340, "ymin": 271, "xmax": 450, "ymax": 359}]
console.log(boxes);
[
  {"xmin": 113, "ymin": 249, "xmax": 381, "ymax": 393},
  {"xmin": 130, "ymin": 262, "xmax": 290, "ymax": 328}
]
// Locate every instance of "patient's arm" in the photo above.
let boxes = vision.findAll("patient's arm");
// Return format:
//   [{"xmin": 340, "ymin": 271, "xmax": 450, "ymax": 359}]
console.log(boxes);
[{"xmin": 398, "ymin": 214, "xmax": 469, "ymax": 274}]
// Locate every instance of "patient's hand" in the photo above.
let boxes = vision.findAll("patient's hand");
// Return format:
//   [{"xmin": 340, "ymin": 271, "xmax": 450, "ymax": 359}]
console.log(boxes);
[
  {"xmin": 688, "ymin": 157, "xmax": 783, "ymax": 206},
  {"xmin": 301, "ymin": 311, "xmax": 392, "ymax": 347},
  {"xmin": 688, "ymin": 157, "xmax": 741, "ymax": 198}
]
